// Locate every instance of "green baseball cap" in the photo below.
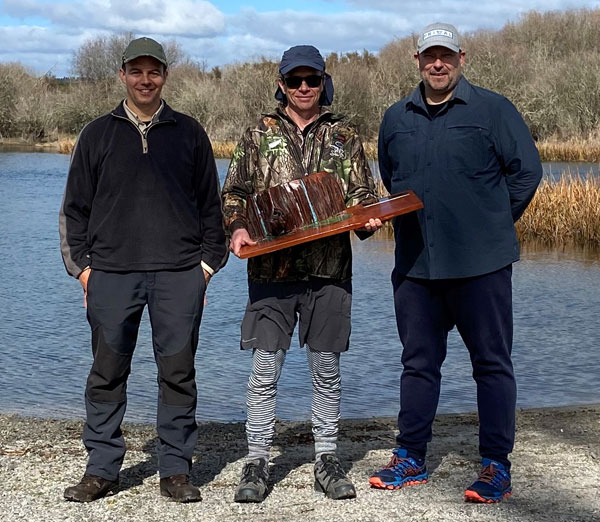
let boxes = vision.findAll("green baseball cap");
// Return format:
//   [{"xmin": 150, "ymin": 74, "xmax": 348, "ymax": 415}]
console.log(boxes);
[{"xmin": 122, "ymin": 37, "xmax": 168, "ymax": 68}]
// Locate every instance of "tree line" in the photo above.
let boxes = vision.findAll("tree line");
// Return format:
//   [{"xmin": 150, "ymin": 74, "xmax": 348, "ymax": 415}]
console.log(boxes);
[{"xmin": 2, "ymin": 8, "xmax": 600, "ymax": 145}]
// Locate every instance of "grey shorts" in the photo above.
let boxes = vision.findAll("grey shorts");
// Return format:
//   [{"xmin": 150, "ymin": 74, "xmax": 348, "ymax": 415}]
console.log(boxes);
[{"xmin": 240, "ymin": 279, "xmax": 352, "ymax": 353}]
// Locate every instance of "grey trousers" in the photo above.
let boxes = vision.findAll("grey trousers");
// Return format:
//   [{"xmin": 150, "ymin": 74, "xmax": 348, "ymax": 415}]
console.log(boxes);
[{"xmin": 83, "ymin": 266, "xmax": 205, "ymax": 481}]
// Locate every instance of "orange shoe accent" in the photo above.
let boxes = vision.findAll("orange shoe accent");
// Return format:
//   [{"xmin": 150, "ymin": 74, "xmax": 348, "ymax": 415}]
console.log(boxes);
[
  {"xmin": 406, "ymin": 479, "xmax": 428, "ymax": 486},
  {"xmin": 368, "ymin": 477, "xmax": 389, "ymax": 489},
  {"xmin": 464, "ymin": 489, "xmax": 512, "ymax": 503},
  {"xmin": 369, "ymin": 477, "xmax": 427, "ymax": 490}
]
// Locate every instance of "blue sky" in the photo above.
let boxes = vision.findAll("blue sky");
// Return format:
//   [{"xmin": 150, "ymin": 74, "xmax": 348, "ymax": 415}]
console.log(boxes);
[{"xmin": 1, "ymin": 0, "xmax": 599, "ymax": 77}]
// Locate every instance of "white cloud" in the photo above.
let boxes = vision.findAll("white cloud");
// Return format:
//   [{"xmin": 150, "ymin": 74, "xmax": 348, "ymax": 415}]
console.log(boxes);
[
  {"xmin": 335, "ymin": 0, "xmax": 600, "ymax": 33},
  {"xmin": 341, "ymin": 0, "xmax": 599, "ymax": 12},
  {"xmin": 3, "ymin": 0, "xmax": 226, "ymax": 37},
  {"xmin": 0, "ymin": 25, "xmax": 78, "ymax": 56},
  {"xmin": 0, "ymin": 25, "xmax": 100, "ymax": 74},
  {"xmin": 229, "ymin": 8, "xmax": 411, "ymax": 54},
  {"xmin": 0, "ymin": 50, "xmax": 71, "ymax": 76}
]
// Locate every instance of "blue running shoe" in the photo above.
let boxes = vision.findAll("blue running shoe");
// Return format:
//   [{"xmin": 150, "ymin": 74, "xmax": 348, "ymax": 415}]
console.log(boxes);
[
  {"xmin": 464, "ymin": 458, "xmax": 512, "ymax": 503},
  {"xmin": 369, "ymin": 448, "xmax": 428, "ymax": 490}
]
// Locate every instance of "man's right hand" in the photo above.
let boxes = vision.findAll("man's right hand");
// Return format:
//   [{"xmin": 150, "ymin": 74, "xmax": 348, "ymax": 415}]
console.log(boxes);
[
  {"xmin": 230, "ymin": 228, "xmax": 257, "ymax": 258},
  {"xmin": 78, "ymin": 267, "xmax": 91, "ymax": 308}
]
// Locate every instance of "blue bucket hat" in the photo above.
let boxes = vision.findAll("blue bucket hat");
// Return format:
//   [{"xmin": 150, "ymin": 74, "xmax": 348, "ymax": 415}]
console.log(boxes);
[{"xmin": 275, "ymin": 45, "xmax": 334, "ymax": 106}]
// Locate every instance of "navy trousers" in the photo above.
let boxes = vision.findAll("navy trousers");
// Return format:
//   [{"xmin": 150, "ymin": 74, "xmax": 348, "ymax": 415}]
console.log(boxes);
[
  {"xmin": 393, "ymin": 265, "xmax": 515, "ymax": 468},
  {"xmin": 83, "ymin": 266, "xmax": 205, "ymax": 481}
]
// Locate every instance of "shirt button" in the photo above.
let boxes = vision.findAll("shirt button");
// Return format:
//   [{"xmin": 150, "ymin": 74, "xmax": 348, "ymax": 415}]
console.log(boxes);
[
  {"xmin": 426, "ymin": 161, "xmax": 431, "ymax": 166},
  {"xmin": 429, "ymin": 242, "xmax": 434, "ymax": 247}
]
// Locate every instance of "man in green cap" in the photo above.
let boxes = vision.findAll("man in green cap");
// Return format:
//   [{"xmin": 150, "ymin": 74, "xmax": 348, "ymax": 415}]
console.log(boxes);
[{"xmin": 60, "ymin": 37, "xmax": 227, "ymax": 503}]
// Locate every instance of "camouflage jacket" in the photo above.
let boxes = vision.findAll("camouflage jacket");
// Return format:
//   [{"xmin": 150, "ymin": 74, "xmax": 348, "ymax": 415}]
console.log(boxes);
[{"xmin": 222, "ymin": 105, "xmax": 377, "ymax": 282}]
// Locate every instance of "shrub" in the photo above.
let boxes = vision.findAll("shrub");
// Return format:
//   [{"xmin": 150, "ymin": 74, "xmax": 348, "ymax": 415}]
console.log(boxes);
[{"xmin": 4, "ymin": 8, "xmax": 600, "ymax": 146}]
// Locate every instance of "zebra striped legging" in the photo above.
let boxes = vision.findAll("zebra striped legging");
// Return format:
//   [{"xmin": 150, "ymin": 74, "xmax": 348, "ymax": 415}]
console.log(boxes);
[{"xmin": 246, "ymin": 347, "xmax": 341, "ymax": 462}]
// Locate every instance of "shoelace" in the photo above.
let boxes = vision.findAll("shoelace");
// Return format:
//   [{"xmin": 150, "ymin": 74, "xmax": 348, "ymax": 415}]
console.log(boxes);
[
  {"xmin": 243, "ymin": 462, "xmax": 267, "ymax": 485},
  {"xmin": 320, "ymin": 456, "xmax": 346, "ymax": 481},
  {"xmin": 386, "ymin": 454, "xmax": 420, "ymax": 473},
  {"xmin": 477, "ymin": 464, "xmax": 507, "ymax": 487}
]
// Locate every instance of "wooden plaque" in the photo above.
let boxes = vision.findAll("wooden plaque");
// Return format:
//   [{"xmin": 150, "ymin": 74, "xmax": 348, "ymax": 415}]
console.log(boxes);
[{"xmin": 239, "ymin": 190, "xmax": 423, "ymax": 259}]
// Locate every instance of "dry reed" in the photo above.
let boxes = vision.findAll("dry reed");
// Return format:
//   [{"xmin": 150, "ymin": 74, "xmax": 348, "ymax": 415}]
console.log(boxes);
[
  {"xmin": 536, "ymin": 140, "xmax": 600, "ymax": 162},
  {"xmin": 211, "ymin": 141, "xmax": 237, "ymax": 159},
  {"xmin": 363, "ymin": 142, "xmax": 377, "ymax": 160},
  {"xmin": 517, "ymin": 175, "xmax": 600, "ymax": 246},
  {"xmin": 362, "ymin": 140, "xmax": 600, "ymax": 161},
  {"xmin": 58, "ymin": 138, "xmax": 75, "ymax": 154}
]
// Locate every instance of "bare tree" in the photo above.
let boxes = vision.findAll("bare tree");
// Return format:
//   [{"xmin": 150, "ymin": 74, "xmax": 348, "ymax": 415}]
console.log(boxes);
[
  {"xmin": 73, "ymin": 33, "xmax": 186, "ymax": 81},
  {"xmin": 163, "ymin": 39, "xmax": 185, "ymax": 68},
  {"xmin": 72, "ymin": 32, "xmax": 135, "ymax": 81}
]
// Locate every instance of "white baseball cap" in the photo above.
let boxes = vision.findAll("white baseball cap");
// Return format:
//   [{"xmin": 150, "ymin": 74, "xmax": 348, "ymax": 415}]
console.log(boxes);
[{"xmin": 417, "ymin": 23, "xmax": 461, "ymax": 53}]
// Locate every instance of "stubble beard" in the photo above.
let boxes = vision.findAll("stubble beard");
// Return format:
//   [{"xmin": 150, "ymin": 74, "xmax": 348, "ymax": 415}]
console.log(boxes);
[{"xmin": 424, "ymin": 71, "xmax": 461, "ymax": 99}]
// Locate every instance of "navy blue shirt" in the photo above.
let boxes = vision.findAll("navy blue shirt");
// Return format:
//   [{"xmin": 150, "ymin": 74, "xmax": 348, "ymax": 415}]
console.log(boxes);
[{"xmin": 379, "ymin": 76, "xmax": 542, "ymax": 279}]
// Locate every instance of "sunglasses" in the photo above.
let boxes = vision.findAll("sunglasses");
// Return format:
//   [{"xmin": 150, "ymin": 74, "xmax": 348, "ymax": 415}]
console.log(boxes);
[{"xmin": 282, "ymin": 74, "xmax": 323, "ymax": 89}]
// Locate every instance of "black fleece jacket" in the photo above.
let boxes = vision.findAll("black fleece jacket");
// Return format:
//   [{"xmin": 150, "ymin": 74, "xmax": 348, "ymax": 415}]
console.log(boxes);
[{"xmin": 60, "ymin": 101, "xmax": 227, "ymax": 277}]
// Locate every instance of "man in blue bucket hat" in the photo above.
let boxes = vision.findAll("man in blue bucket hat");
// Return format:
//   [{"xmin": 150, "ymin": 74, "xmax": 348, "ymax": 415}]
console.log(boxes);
[{"xmin": 222, "ymin": 44, "xmax": 382, "ymax": 502}]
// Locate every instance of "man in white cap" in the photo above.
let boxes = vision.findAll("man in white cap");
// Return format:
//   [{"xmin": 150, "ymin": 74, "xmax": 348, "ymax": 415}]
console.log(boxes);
[{"xmin": 369, "ymin": 23, "xmax": 542, "ymax": 503}]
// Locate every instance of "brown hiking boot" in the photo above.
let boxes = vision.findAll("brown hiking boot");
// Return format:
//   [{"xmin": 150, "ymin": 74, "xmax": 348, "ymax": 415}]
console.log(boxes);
[
  {"xmin": 159, "ymin": 474, "xmax": 201, "ymax": 502},
  {"xmin": 64, "ymin": 474, "xmax": 119, "ymax": 502}
]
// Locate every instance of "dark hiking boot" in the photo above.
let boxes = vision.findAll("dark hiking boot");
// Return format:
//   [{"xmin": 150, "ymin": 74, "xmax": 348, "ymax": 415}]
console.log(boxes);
[
  {"xmin": 234, "ymin": 458, "xmax": 269, "ymax": 503},
  {"xmin": 160, "ymin": 474, "xmax": 201, "ymax": 502},
  {"xmin": 64, "ymin": 474, "xmax": 119, "ymax": 502},
  {"xmin": 314, "ymin": 454, "xmax": 357, "ymax": 500}
]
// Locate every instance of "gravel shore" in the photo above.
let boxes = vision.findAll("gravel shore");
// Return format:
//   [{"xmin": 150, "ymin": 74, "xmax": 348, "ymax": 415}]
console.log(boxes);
[{"xmin": 1, "ymin": 405, "xmax": 599, "ymax": 522}]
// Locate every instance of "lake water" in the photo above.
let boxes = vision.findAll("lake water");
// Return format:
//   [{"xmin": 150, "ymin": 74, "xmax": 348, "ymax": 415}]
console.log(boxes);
[
  {"xmin": 541, "ymin": 162, "xmax": 600, "ymax": 180},
  {"xmin": 1, "ymin": 152, "xmax": 599, "ymax": 423}
]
